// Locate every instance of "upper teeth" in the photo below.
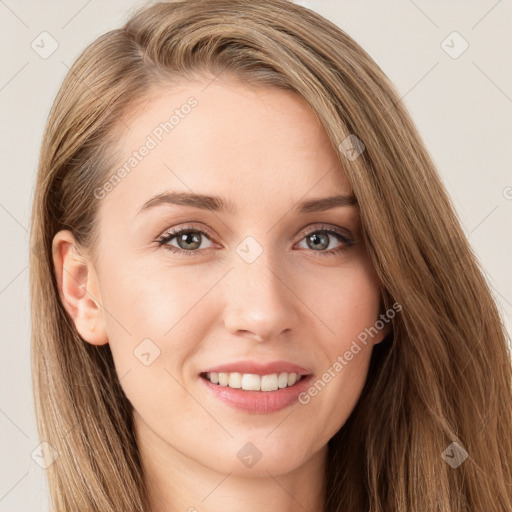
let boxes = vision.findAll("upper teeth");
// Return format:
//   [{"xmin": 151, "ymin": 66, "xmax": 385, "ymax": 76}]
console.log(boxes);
[{"xmin": 205, "ymin": 372, "xmax": 302, "ymax": 391}]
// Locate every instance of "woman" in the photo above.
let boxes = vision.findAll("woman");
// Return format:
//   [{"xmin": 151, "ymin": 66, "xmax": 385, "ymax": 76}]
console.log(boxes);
[{"xmin": 29, "ymin": 0, "xmax": 512, "ymax": 511}]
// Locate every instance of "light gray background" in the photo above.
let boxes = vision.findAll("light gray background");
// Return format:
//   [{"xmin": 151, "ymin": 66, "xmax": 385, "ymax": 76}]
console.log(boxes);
[{"xmin": 1, "ymin": 1, "xmax": 511, "ymax": 510}]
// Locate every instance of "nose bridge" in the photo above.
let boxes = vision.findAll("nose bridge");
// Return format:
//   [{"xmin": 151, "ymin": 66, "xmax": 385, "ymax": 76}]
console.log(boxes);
[{"xmin": 222, "ymin": 240, "xmax": 300, "ymax": 341}]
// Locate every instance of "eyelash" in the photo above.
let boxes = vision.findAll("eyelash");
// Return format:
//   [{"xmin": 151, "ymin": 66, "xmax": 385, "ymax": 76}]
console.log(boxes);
[{"xmin": 155, "ymin": 223, "xmax": 355, "ymax": 258}]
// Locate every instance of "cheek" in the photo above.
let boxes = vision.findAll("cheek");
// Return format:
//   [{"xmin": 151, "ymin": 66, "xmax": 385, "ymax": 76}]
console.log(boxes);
[
  {"xmin": 310, "ymin": 260, "xmax": 382, "ymax": 348},
  {"xmin": 294, "ymin": 259, "xmax": 382, "ymax": 431},
  {"xmin": 97, "ymin": 252, "xmax": 225, "ymax": 392},
  {"xmin": 100, "ymin": 253, "xmax": 211, "ymax": 343}
]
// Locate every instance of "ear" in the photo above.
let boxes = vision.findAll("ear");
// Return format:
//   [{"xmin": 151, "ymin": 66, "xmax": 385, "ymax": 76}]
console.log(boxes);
[
  {"xmin": 373, "ymin": 320, "xmax": 392, "ymax": 345},
  {"xmin": 52, "ymin": 229, "xmax": 108, "ymax": 346},
  {"xmin": 372, "ymin": 301, "xmax": 394, "ymax": 346}
]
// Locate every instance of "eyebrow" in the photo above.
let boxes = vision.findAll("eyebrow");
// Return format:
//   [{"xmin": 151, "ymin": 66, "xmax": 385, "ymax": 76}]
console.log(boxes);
[{"xmin": 137, "ymin": 191, "xmax": 358, "ymax": 216}]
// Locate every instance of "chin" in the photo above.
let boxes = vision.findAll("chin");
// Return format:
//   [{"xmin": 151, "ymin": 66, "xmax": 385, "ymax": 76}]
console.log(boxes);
[{"xmin": 202, "ymin": 432, "xmax": 319, "ymax": 477}]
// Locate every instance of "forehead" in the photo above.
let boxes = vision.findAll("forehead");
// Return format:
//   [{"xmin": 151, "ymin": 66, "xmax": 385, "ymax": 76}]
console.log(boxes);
[{"xmin": 99, "ymin": 77, "xmax": 353, "ymax": 221}]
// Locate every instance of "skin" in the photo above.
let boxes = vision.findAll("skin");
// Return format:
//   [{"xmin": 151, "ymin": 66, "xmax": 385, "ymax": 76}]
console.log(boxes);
[{"xmin": 52, "ymin": 74, "xmax": 389, "ymax": 512}]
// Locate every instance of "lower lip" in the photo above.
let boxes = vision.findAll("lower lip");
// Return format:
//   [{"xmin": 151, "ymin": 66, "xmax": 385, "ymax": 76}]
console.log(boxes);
[{"xmin": 199, "ymin": 374, "xmax": 314, "ymax": 414}]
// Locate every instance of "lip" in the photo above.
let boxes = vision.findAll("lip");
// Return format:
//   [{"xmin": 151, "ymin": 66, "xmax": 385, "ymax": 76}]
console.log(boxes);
[
  {"xmin": 198, "ymin": 361, "xmax": 314, "ymax": 414},
  {"xmin": 201, "ymin": 360, "xmax": 312, "ymax": 376}
]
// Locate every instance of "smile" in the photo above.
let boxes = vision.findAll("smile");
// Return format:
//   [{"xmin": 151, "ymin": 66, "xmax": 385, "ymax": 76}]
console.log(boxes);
[
  {"xmin": 201, "ymin": 371, "xmax": 305, "ymax": 391},
  {"xmin": 199, "ymin": 371, "xmax": 314, "ymax": 414}
]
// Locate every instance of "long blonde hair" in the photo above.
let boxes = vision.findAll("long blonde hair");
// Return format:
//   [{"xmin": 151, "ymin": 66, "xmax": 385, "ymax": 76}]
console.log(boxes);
[{"xmin": 29, "ymin": 1, "xmax": 512, "ymax": 510}]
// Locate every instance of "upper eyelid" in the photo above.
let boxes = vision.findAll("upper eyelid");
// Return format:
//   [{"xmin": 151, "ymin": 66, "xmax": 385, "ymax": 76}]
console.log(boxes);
[{"xmin": 295, "ymin": 223, "xmax": 352, "ymax": 240}]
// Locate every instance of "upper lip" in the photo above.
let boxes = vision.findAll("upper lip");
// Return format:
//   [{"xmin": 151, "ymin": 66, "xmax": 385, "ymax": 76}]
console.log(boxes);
[{"xmin": 201, "ymin": 360, "xmax": 312, "ymax": 376}]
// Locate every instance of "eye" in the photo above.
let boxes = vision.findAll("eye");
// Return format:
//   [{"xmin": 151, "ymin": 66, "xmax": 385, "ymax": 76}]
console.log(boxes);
[
  {"xmin": 156, "ymin": 223, "xmax": 355, "ymax": 257},
  {"xmin": 156, "ymin": 224, "xmax": 215, "ymax": 256},
  {"xmin": 294, "ymin": 224, "xmax": 355, "ymax": 257}
]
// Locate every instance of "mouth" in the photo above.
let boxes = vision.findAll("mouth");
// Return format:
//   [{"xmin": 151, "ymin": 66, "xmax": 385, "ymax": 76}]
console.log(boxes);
[
  {"xmin": 200, "ymin": 371, "xmax": 308, "ymax": 391},
  {"xmin": 198, "ymin": 369, "xmax": 314, "ymax": 414},
  {"xmin": 198, "ymin": 360, "xmax": 314, "ymax": 413}
]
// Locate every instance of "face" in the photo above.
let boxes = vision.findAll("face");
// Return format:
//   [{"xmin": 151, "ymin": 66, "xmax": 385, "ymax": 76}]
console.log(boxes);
[{"xmin": 54, "ymin": 75, "xmax": 388, "ymax": 478}]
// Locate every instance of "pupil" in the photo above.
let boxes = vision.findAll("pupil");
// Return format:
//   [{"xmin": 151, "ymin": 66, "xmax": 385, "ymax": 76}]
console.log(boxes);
[
  {"xmin": 179, "ymin": 232, "xmax": 201, "ymax": 250},
  {"xmin": 309, "ymin": 232, "xmax": 328, "ymax": 250}
]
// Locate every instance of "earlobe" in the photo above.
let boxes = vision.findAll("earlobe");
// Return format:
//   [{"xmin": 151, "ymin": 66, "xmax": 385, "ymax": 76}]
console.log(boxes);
[
  {"xmin": 373, "ymin": 324, "xmax": 391, "ymax": 346},
  {"xmin": 373, "ymin": 313, "xmax": 393, "ymax": 346},
  {"xmin": 52, "ymin": 229, "xmax": 109, "ymax": 346}
]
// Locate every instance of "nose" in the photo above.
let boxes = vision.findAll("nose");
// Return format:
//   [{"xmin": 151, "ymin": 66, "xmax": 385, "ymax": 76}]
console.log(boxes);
[{"xmin": 222, "ymin": 257, "xmax": 301, "ymax": 343}]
